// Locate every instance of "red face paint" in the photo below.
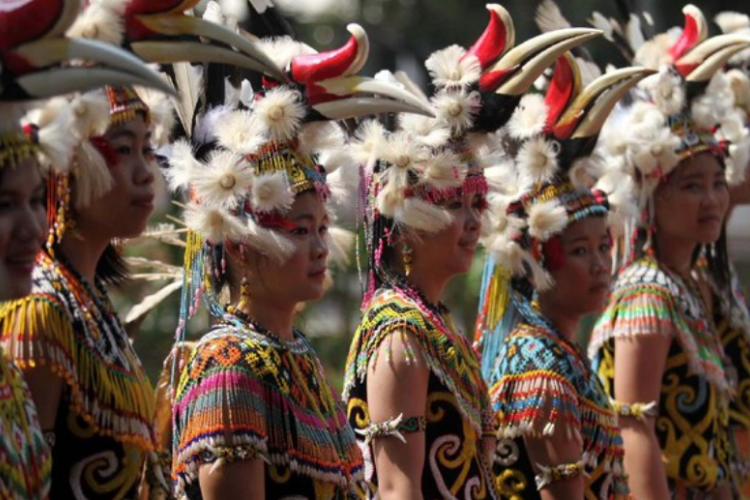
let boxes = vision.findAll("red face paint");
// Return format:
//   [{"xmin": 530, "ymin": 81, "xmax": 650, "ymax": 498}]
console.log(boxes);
[
  {"xmin": 89, "ymin": 136, "xmax": 118, "ymax": 167},
  {"xmin": 543, "ymin": 236, "xmax": 565, "ymax": 272}
]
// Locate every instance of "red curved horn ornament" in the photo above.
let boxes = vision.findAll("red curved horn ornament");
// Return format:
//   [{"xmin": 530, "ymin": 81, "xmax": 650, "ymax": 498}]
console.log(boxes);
[
  {"xmin": 462, "ymin": 4, "xmax": 514, "ymax": 71},
  {"xmin": 668, "ymin": 4, "xmax": 708, "ymax": 61},
  {"xmin": 290, "ymin": 23, "xmax": 369, "ymax": 84},
  {"xmin": 544, "ymin": 54, "xmax": 580, "ymax": 133}
]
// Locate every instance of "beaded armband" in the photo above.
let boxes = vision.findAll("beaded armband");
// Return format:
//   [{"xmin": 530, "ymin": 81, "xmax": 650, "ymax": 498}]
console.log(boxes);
[
  {"xmin": 535, "ymin": 460, "xmax": 585, "ymax": 490},
  {"xmin": 355, "ymin": 413, "xmax": 427, "ymax": 445},
  {"xmin": 200, "ymin": 445, "xmax": 262, "ymax": 474},
  {"xmin": 43, "ymin": 431, "xmax": 55, "ymax": 448},
  {"xmin": 610, "ymin": 399, "xmax": 658, "ymax": 422}
]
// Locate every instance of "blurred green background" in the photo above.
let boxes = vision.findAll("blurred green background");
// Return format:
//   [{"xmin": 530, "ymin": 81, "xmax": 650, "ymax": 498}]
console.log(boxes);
[{"xmin": 117, "ymin": 0, "xmax": 750, "ymax": 392}]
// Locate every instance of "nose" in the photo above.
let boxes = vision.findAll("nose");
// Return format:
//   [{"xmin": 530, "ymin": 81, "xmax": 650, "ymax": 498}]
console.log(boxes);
[
  {"xmin": 314, "ymin": 229, "xmax": 329, "ymax": 261},
  {"xmin": 465, "ymin": 204, "xmax": 482, "ymax": 233},
  {"xmin": 134, "ymin": 153, "xmax": 156, "ymax": 186}
]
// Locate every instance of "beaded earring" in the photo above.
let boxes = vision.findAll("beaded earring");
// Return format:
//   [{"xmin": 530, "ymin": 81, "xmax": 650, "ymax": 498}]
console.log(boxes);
[
  {"xmin": 402, "ymin": 244, "xmax": 413, "ymax": 277},
  {"xmin": 238, "ymin": 277, "xmax": 251, "ymax": 309}
]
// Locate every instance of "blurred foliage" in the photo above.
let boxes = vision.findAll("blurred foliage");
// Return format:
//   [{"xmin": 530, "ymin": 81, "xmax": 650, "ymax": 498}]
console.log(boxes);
[{"xmin": 119, "ymin": 0, "xmax": 750, "ymax": 391}]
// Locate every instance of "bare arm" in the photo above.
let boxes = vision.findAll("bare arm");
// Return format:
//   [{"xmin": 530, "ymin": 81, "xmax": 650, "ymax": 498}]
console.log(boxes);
[
  {"xmin": 367, "ymin": 331, "xmax": 429, "ymax": 500},
  {"xmin": 524, "ymin": 417, "xmax": 585, "ymax": 499},
  {"xmin": 614, "ymin": 334, "xmax": 671, "ymax": 500}
]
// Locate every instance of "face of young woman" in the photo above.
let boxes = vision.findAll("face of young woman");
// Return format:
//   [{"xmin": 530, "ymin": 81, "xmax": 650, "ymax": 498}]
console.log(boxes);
[
  {"xmin": 76, "ymin": 115, "xmax": 155, "ymax": 241},
  {"xmin": 408, "ymin": 192, "xmax": 485, "ymax": 279},
  {"xmin": 0, "ymin": 160, "xmax": 46, "ymax": 300},
  {"xmin": 244, "ymin": 191, "xmax": 330, "ymax": 306},
  {"xmin": 540, "ymin": 216, "xmax": 612, "ymax": 318},
  {"xmin": 654, "ymin": 152, "xmax": 729, "ymax": 245}
]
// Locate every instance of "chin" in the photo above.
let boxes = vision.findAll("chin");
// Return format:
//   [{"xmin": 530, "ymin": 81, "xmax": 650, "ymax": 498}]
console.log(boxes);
[{"xmin": 696, "ymin": 228, "xmax": 723, "ymax": 245}]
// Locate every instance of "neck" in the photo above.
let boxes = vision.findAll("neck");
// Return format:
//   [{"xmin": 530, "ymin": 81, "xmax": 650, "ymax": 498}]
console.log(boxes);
[
  {"xmin": 233, "ymin": 294, "xmax": 296, "ymax": 342},
  {"xmin": 537, "ymin": 299, "xmax": 580, "ymax": 342},
  {"xmin": 655, "ymin": 231, "xmax": 696, "ymax": 276},
  {"xmin": 402, "ymin": 269, "xmax": 449, "ymax": 306},
  {"xmin": 58, "ymin": 232, "xmax": 110, "ymax": 284}
]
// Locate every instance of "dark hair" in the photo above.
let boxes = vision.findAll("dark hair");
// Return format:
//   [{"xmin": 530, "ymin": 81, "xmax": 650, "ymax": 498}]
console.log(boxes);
[{"xmin": 95, "ymin": 243, "xmax": 129, "ymax": 286}]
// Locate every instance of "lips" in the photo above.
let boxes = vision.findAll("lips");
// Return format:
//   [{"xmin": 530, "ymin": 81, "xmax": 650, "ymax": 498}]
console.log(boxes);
[
  {"xmin": 132, "ymin": 193, "xmax": 155, "ymax": 208},
  {"xmin": 698, "ymin": 214, "xmax": 722, "ymax": 225},
  {"xmin": 5, "ymin": 249, "xmax": 39, "ymax": 274},
  {"xmin": 308, "ymin": 268, "xmax": 327, "ymax": 279},
  {"xmin": 459, "ymin": 238, "xmax": 479, "ymax": 251},
  {"xmin": 589, "ymin": 282, "xmax": 610, "ymax": 293}
]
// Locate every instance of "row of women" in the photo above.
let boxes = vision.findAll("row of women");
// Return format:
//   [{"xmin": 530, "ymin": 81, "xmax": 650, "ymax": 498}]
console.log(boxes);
[{"xmin": 1, "ymin": 0, "xmax": 750, "ymax": 498}]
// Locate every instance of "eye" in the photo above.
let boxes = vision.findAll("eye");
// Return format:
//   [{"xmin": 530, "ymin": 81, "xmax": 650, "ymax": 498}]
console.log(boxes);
[
  {"xmin": 445, "ymin": 200, "xmax": 463, "ymax": 210},
  {"xmin": 474, "ymin": 197, "xmax": 489, "ymax": 212},
  {"xmin": 115, "ymin": 145, "xmax": 132, "ymax": 156},
  {"xmin": 290, "ymin": 227, "xmax": 309, "ymax": 236},
  {"xmin": 318, "ymin": 225, "xmax": 329, "ymax": 235},
  {"xmin": 571, "ymin": 247, "xmax": 587, "ymax": 256},
  {"xmin": 599, "ymin": 243, "xmax": 611, "ymax": 253},
  {"xmin": 143, "ymin": 146, "xmax": 156, "ymax": 159}
]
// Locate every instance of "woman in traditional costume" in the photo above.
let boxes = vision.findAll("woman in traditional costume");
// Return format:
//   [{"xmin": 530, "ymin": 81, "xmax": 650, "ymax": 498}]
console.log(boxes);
[
  {"xmin": 475, "ymin": 53, "xmax": 650, "ymax": 499},
  {"xmin": 341, "ymin": 6, "xmax": 599, "ymax": 498},
  {"xmin": 0, "ymin": 0, "xmax": 271, "ymax": 496},
  {"xmin": 589, "ymin": 6, "xmax": 750, "ymax": 498},
  {"xmin": 0, "ymin": 1, "xmax": 177, "ymax": 498},
  {"xmin": 167, "ymin": 23, "xmax": 432, "ymax": 499}
]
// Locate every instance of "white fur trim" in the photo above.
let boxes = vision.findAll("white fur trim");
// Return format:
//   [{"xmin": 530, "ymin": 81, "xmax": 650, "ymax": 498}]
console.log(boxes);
[
  {"xmin": 433, "ymin": 90, "xmax": 480, "ymax": 134},
  {"xmin": 66, "ymin": 0, "xmax": 126, "ymax": 45},
  {"xmin": 421, "ymin": 151, "xmax": 465, "ymax": 189},
  {"xmin": 517, "ymin": 136, "xmax": 560, "ymax": 187}
]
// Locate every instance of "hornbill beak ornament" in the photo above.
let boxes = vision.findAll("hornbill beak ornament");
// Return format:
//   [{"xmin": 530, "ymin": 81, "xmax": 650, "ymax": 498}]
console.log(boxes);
[
  {"xmin": 282, "ymin": 24, "xmax": 435, "ymax": 120},
  {"xmin": 463, "ymin": 4, "xmax": 603, "ymax": 131},
  {"xmin": 666, "ymin": 4, "xmax": 750, "ymax": 82},
  {"xmin": 545, "ymin": 53, "xmax": 653, "ymax": 157},
  {"xmin": 0, "ymin": 0, "xmax": 171, "ymax": 101},
  {"xmin": 124, "ymin": 0, "xmax": 286, "ymax": 81}
]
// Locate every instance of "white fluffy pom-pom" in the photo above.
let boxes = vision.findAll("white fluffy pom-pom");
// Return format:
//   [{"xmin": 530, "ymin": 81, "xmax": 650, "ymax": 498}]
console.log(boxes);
[
  {"xmin": 398, "ymin": 113, "xmax": 450, "ymax": 148},
  {"xmin": 425, "ymin": 45, "xmax": 481, "ymax": 89},
  {"xmin": 250, "ymin": 172, "xmax": 294, "ymax": 214},
  {"xmin": 184, "ymin": 204, "xmax": 249, "ymax": 244},
  {"xmin": 33, "ymin": 99, "xmax": 78, "ymax": 173},
  {"xmin": 517, "ymin": 136, "xmax": 560, "ymax": 187},
  {"xmin": 166, "ymin": 140, "xmax": 202, "ymax": 192},
  {"xmin": 527, "ymin": 200, "xmax": 568, "ymax": 241},
  {"xmin": 433, "ymin": 90, "xmax": 480, "ymax": 134},
  {"xmin": 643, "ymin": 68, "xmax": 685, "ymax": 116},
  {"xmin": 630, "ymin": 127, "xmax": 681, "ymax": 178},
  {"xmin": 70, "ymin": 93, "xmax": 110, "ymax": 137},
  {"xmin": 297, "ymin": 122, "xmax": 345, "ymax": 158},
  {"xmin": 253, "ymin": 87, "xmax": 305, "ymax": 142},
  {"xmin": 507, "ymin": 93, "xmax": 549, "ymax": 141},
  {"xmin": 214, "ymin": 110, "xmax": 267, "ymax": 156},
  {"xmin": 192, "ymin": 150, "xmax": 253, "ymax": 209},
  {"xmin": 421, "ymin": 151, "xmax": 465, "ymax": 189},
  {"xmin": 66, "ymin": 0, "xmax": 126, "ymax": 45}
]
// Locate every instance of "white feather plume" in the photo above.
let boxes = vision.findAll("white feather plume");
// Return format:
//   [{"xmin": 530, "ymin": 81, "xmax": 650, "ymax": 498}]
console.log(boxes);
[
  {"xmin": 32, "ymin": 99, "xmax": 78, "ymax": 173},
  {"xmin": 166, "ymin": 140, "xmax": 202, "ymax": 192},
  {"xmin": 253, "ymin": 88, "xmax": 306, "ymax": 142},
  {"xmin": 184, "ymin": 204, "xmax": 249, "ymax": 244},
  {"xmin": 425, "ymin": 45, "xmax": 481, "ymax": 89},
  {"xmin": 192, "ymin": 150, "xmax": 253, "ymax": 209},
  {"xmin": 250, "ymin": 172, "xmax": 294, "ymax": 214},
  {"xmin": 74, "ymin": 141, "xmax": 113, "ymax": 208},
  {"xmin": 214, "ymin": 109, "xmax": 267, "ymax": 156},
  {"xmin": 396, "ymin": 197, "xmax": 453, "ymax": 233},
  {"xmin": 297, "ymin": 122, "xmax": 345, "ymax": 159},
  {"xmin": 257, "ymin": 36, "xmax": 315, "ymax": 73},
  {"xmin": 194, "ymin": 105, "xmax": 234, "ymax": 145},
  {"xmin": 326, "ymin": 227, "xmax": 354, "ymax": 266},
  {"xmin": 244, "ymin": 220, "xmax": 295, "ymax": 263},
  {"xmin": 351, "ymin": 120, "xmax": 386, "ymax": 165},
  {"xmin": 507, "ymin": 93, "xmax": 549, "ymax": 141},
  {"xmin": 421, "ymin": 151, "xmax": 465, "ymax": 189},
  {"xmin": 527, "ymin": 199, "xmax": 568, "ymax": 241},
  {"xmin": 136, "ymin": 86, "xmax": 176, "ymax": 147},
  {"xmin": 714, "ymin": 12, "xmax": 750, "ymax": 34},
  {"xmin": 641, "ymin": 67, "xmax": 685, "ymax": 116}
]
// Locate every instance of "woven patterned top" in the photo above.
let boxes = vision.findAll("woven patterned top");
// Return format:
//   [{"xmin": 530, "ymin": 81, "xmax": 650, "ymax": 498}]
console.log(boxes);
[
  {"xmin": 343, "ymin": 286, "xmax": 498, "ymax": 500},
  {"xmin": 173, "ymin": 317, "xmax": 363, "ymax": 499},
  {"xmin": 0, "ymin": 351, "xmax": 50, "ymax": 499}
]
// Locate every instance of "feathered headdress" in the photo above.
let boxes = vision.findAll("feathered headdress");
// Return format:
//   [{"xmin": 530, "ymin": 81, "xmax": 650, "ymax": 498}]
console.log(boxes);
[
  {"xmin": 167, "ymin": 20, "xmax": 435, "ymax": 331},
  {"xmin": 474, "ymin": 54, "xmax": 648, "ymax": 375},
  {"xmin": 359, "ymin": 5, "xmax": 604, "ymax": 301}
]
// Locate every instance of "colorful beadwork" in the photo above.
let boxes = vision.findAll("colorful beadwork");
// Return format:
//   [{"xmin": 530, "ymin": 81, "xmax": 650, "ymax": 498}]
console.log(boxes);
[
  {"xmin": 591, "ymin": 255, "xmax": 732, "ymax": 494},
  {"xmin": 173, "ymin": 315, "xmax": 363, "ymax": 499},
  {"xmin": 0, "ymin": 249, "xmax": 158, "ymax": 499},
  {"xmin": 354, "ymin": 414, "xmax": 427, "ymax": 445},
  {"xmin": 609, "ymin": 399, "xmax": 658, "ymax": 422},
  {"xmin": 343, "ymin": 286, "xmax": 499, "ymax": 500},
  {"xmin": 489, "ymin": 318, "xmax": 628, "ymax": 499},
  {"xmin": 534, "ymin": 460, "xmax": 584, "ymax": 490},
  {"xmin": 0, "ymin": 351, "xmax": 51, "ymax": 500}
]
